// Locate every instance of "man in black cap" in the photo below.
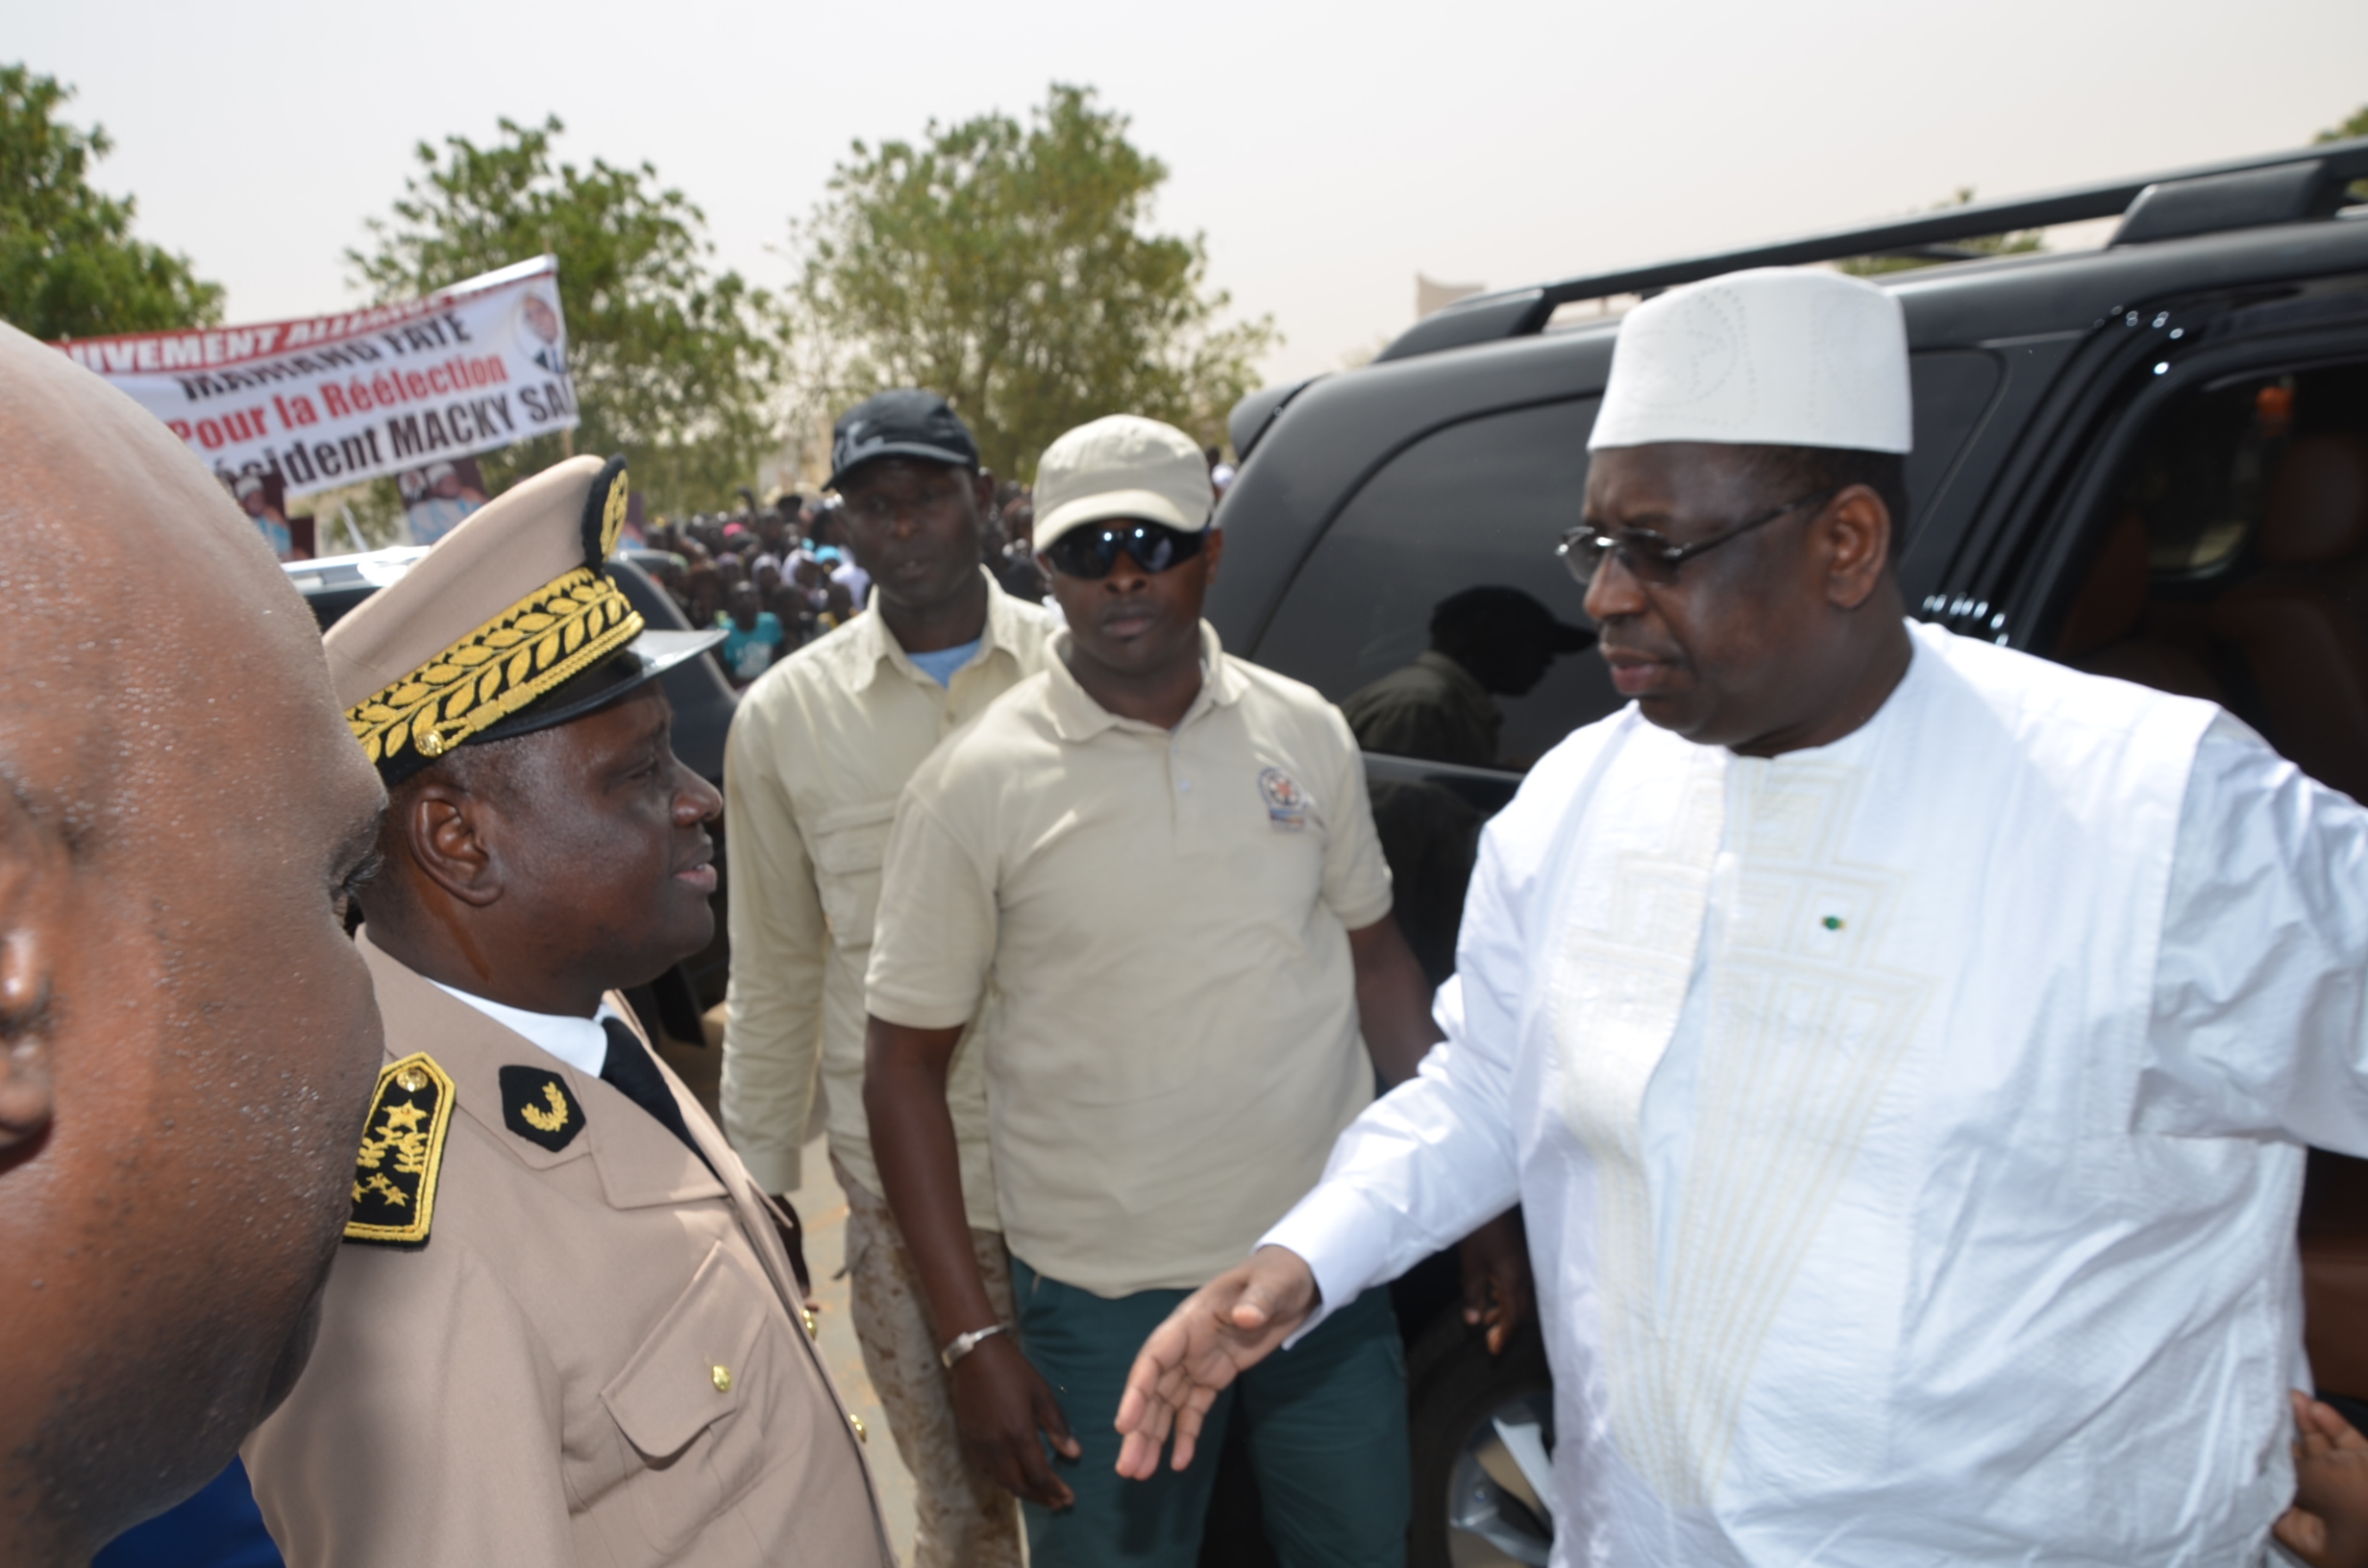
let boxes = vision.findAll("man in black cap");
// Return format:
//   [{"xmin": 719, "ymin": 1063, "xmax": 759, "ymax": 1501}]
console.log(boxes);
[
  {"xmin": 244, "ymin": 454, "xmax": 892, "ymax": 1566},
  {"xmin": 1337, "ymin": 586, "xmax": 1593, "ymax": 979},
  {"xmin": 723, "ymin": 390, "xmax": 1053, "ymax": 1568},
  {"xmin": 1340, "ymin": 585, "xmax": 1595, "ymax": 771}
]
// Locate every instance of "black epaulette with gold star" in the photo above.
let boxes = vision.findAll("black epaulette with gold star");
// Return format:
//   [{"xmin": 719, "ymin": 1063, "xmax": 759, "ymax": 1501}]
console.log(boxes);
[{"xmin": 345, "ymin": 1053, "xmax": 456, "ymax": 1248}]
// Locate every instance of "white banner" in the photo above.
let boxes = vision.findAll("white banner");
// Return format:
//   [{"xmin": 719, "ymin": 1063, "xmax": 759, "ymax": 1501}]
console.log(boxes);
[{"xmin": 54, "ymin": 256, "xmax": 580, "ymax": 498}]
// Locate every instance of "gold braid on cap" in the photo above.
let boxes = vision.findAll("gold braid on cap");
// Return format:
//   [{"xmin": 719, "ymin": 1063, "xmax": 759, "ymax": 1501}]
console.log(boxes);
[{"xmin": 346, "ymin": 458, "xmax": 644, "ymax": 767}]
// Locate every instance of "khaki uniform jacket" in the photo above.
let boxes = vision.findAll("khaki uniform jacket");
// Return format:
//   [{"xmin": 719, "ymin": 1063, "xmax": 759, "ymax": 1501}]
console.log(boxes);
[
  {"xmin": 721, "ymin": 573, "xmax": 1053, "ymax": 1212},
  {"xmin": 245, "ymin": 932, "xmax": 892, "ymax": 1568}
]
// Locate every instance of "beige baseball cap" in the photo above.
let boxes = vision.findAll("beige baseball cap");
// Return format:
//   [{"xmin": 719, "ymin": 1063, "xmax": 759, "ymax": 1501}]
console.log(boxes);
[{"xmin": 1032, "ymin": 415, "xmax": 1215, "ymax": 552}]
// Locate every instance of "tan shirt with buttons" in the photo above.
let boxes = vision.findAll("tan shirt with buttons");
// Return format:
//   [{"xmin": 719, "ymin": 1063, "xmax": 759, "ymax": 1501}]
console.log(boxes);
[
  {"xmin": 244, "ymin": 932, "xmax": 891, "ymax": 1568},
  {"xmin": 721, "ymin": 572, "xmax": 1053, "ymax": 1218},
  {"xmin": 865, "ymin": 623, "xmax": 1395, "ymax": 1297}
]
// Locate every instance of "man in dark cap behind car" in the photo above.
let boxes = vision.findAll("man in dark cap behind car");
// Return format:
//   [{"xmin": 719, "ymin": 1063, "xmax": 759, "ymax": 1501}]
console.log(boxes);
[
  {"xmin": 243, "ymin": 453, "xmax": 892, "ymax": 1567},
  {"xmin": 724, "ymin": 388, "xmax": 1054, "ymax": 1568},
  {"xmin": 1341, "ymin": 585, "xmax": 1594, "ymax": 771}
]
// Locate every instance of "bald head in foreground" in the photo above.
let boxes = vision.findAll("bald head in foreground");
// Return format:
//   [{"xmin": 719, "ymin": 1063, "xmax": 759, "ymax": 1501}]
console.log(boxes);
[{"xmin": 0, "ymin": 324, "xmax": 388, "ymax": 1560}]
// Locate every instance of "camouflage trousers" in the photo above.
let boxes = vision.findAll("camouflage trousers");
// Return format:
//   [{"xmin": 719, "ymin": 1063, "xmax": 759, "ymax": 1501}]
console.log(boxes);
[{"xmin": 836, "ymin": 1156, "xmax": 1025, "ymax": 1568}]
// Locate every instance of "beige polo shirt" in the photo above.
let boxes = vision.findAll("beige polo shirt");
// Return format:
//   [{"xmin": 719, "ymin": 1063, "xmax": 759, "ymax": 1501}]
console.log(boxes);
[
  {"xmin": 721, "ymin": 571, "xmax": 1054, "ymax": 1221},
  {"xmin": 865, "ymin": 623, "xmax": 1394, "ymax": 1296}
]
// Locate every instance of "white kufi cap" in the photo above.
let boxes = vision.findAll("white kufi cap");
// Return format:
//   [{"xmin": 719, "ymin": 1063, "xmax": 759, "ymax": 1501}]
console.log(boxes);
[{"xmin": 1590, "ymin": 267, "xmax": 1912, "ymax": 454}]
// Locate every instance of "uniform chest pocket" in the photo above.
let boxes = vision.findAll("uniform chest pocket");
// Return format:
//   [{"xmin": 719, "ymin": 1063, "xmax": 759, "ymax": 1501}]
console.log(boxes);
[
  {"xmin": 806, "ymin": 800, "xmax": 899, "ymax": 950},
  {"xmin": 601, "ymin": 1239, "xmax": 778, "ymax": 1556}
]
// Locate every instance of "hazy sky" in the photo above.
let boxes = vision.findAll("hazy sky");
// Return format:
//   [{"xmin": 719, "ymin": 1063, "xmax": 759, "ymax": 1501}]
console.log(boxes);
[{"xmin": 18, "ymin": 0, "xmax": 2368, "ymax": 385}]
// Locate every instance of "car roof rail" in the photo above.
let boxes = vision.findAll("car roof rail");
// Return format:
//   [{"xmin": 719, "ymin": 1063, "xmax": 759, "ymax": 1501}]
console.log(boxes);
[{"xmin": 1376, "ymin": 135, "xmax": 2368, "ymax": 364}]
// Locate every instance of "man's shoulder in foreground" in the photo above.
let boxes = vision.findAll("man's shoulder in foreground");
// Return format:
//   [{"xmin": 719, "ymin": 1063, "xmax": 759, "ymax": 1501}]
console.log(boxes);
[{"xmin": 1341, "ymin": 651, "xmax": 1465, "ymax": 712}]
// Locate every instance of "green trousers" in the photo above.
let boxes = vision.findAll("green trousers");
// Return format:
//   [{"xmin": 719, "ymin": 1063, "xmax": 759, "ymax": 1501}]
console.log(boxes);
[{"xmin": 1011, "ymin": 1255, "xmax": 1410, "ymax": 1568}]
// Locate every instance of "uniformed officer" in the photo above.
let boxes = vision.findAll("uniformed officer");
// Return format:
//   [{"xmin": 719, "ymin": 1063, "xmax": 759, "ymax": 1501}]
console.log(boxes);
[{"xmin": 243, "ymin": 454, "xmax": 892, "ymax": 1567}]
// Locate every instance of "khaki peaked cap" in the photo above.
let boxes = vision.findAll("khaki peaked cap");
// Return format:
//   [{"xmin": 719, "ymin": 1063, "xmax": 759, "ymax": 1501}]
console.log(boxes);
[{"xmin": 324, "ymin": 455, "xmax": 718, "ymax": 781}]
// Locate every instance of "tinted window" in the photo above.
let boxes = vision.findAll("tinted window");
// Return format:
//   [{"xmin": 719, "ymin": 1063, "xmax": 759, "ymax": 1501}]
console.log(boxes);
[
  {"xmin": 1902, "ymin": 350, "xmax": 2003, "ymax": 521},
  {"xmin": 1257, "ymin": 398, "xmax": 1608, "ymax": 770},
  {"xmin": 2049, "ymin": 356, "xmax": 2368, "ymax": 799},
  {"xmin": 1255, "ymin": 352, "xmax": 2009, "ymax": 774}
]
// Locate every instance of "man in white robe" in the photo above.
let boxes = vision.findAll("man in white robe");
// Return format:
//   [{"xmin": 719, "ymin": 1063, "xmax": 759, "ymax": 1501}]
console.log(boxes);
[{"xmin": 1113, "ymin": 267, "xmax": 2368, "ymax": 1565}]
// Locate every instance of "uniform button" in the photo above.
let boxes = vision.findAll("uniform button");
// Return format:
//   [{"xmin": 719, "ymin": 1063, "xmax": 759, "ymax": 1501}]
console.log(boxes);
[
  {"xmin": 849, "ymin": 1412, "xmax": 868, "ymax": 1442},
  {"xmin": 802, "ymin": 1308, "xmax": 819, "ymax": 1340},
  {"xmin": 711, "ymin": 1364, "xmax": 733, "ymax": 1393}
]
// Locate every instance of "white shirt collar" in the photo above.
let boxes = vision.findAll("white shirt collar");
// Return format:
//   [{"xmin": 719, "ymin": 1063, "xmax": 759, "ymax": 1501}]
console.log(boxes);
[{"xmin": 428, "ymin": 980, "xmax": 624, "ymax": 1078}]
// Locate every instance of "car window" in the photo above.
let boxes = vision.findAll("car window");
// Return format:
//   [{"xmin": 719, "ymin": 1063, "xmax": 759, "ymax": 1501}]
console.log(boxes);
[
  {"xmin": 1255, "ymin": 353, "xmax": 2007, "ymax": 982},
  {"xmin": 1257, "ymin": 352, "xmax": 2009, "ymax": 776},
  {"xmin": 1256, "ymin": 398, "xmax": 1610, "ymax": 772},
  {"xmin": 2049, "ymin": 355, "xmax": 2368, "ymax": 800},
  {"xmin": 1901, "ymin": 350, "xmax": 2004, "ymax": 523}
]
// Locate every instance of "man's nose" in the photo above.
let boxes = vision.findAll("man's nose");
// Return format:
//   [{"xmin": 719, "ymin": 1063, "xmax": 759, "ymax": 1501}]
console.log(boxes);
[
  {"xmin": 678, "ymin": 768, "xmax": 723, "ymax": 824},
  {"xmin": 1582, "ymin": 552, "xmax": 1646, "ymax": 623}
]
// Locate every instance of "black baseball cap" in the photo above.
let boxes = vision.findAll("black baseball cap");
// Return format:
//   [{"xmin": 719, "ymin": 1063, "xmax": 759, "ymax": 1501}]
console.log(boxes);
[
  {"xmin": 1430, "ymin": 585, "xmax": 1596, "ymax": 652},
  {"xmin": 826, "ymin": 389, "xmax": 980, "ymax": 492}
]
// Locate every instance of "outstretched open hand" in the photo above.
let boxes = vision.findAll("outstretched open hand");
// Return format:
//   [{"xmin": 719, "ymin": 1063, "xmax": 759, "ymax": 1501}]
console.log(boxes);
[
  {"xmin": 2277, "ymin": 1389, "xmax": 2368, "ymax": 1568},
  {"xmin": 1113, "ymin": 1246, "xmax": 1319, "ymax": 1480}
]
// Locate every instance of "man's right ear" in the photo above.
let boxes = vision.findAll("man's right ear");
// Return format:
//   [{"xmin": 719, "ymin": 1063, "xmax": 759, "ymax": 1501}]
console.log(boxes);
[
  {"xmin": 0, "ymin": 791, "xmax": 61, "ymax": 1150},
  {"xmin": 397, "ymin": 780, "xmax": 505, "ymax": 909}
]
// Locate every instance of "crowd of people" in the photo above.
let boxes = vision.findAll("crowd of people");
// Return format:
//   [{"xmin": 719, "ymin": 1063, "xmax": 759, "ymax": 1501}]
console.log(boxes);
[
  {"xmin": 632, "ymin": 479, "xmax": 1048, "ymax": 689},
  {"xmin": 16, "ymin": 266, "xmax": 2368, "ymax": 1568}
]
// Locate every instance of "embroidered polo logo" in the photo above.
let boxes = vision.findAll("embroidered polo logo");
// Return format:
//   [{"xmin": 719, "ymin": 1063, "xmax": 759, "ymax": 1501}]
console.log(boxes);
[
  {"xmin": 500, "ymin": 1065, "xmax": 583, "ymax": 1152},
  {"xmin": 345, "ymin": 1053, "xmax": 456, "ymax": 1248},
  {"xmin": 1258, "ymin": 767, "xmax": 1308, "ymax": 831}
]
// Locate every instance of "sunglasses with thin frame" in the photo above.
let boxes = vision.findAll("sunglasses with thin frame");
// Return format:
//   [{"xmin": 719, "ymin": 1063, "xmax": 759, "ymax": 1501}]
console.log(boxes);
[
  {"xmin": 1040, "ymin": 522, "xmax": 1212, "ymax": 580},
  {"xmin": 1556, "ymin": 486, "xmax": 1840, "ymax": 587}
]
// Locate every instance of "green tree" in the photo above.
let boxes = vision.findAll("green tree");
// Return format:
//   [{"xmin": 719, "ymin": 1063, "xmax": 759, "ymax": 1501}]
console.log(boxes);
[
  {"xmin": 0, "ymin": 64, "xmax": 222, "ymax": 340},
  {"xmin": 352, "ymin": 114, "xmax": 778, "ymax": 512},
  {"xmin": 793, "ymin": 84, "xmax": 1274, "ymax": 481},
  {"xmin": 1840, "ymin": 187, "xmax": 2046, "ymax": 278},
  {"xmin": 2316, "ymin": 102, "xmax": 2368, "ymax": 203}
]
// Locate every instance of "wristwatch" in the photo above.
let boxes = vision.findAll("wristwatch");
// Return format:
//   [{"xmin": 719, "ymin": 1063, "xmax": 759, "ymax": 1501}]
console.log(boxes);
[{"xmin": 940, "ymin": 1322, "xmax": 1012, "ymax": 1368}]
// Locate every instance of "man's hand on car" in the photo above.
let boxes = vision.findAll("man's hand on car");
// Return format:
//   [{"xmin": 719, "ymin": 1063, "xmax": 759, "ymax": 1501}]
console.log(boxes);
[
  {"xmin": 1458, "ymin": 1210, "xmax": 1532, "ymax": 1356},
  {"xmin": 1115, "ymin": 1245, "xmax": 1319, "ymax": 1479},
  {"xmin": 950, "ymin": 1333, "xmax": 1079, "ymax": 1507}
]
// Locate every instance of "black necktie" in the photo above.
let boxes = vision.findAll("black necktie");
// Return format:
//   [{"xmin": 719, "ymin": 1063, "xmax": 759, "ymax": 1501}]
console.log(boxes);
[{"xmin": 600, "ymin": 1017, "xmax": 719, "ymax": 1181}]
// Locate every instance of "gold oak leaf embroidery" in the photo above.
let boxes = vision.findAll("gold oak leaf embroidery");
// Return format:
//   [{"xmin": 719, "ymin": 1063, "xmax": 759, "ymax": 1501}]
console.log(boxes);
[
  {"xmin": 345, "ymin": 1053, "xmax": 451, "ymax": 1248},
  {"xmin": 357, "ymin": 1100, "xmax": 434, "ymax": 1177},
  {"xmin": 519, "ymin": 1082, "xmax": 571, "ymax": 1135}
]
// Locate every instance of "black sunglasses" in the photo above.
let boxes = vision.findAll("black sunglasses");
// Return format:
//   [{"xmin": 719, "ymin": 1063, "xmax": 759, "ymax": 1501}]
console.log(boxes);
[
  {"xmin": 1556, "ymin": 486, "xmax": 1840, "ymax": 587},
  {"xmin": 1041, "ymin": 522, "xmax": 1211, "ymax": 580}
]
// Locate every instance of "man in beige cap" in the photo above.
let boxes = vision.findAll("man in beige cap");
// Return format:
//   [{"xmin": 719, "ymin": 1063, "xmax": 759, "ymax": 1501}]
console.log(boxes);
[
  {"xmin": 1116, "ymin": 267, "xmax": 2368, "ymax": 1565},
  {"xmin": 243, "ymin": 454, "xmax": 892, "ymax": 1567},
  {"xmin": 862, "ymin": 414, "xmax": 1440, "ymax": 1567},
  {"xmin": 723, "ymin": 388, "xmax": 1051, "ymax": 1568}
]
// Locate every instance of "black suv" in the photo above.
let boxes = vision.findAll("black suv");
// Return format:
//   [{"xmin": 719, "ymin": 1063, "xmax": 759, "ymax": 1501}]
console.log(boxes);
[{"xmin": 1208, "ymin": 135, "xmax": 2368, "ymax": 1567}]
